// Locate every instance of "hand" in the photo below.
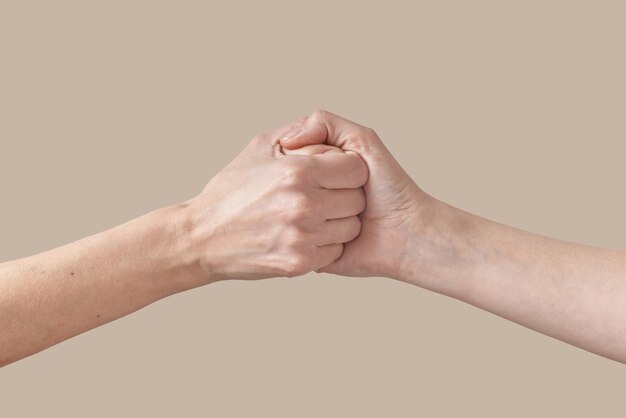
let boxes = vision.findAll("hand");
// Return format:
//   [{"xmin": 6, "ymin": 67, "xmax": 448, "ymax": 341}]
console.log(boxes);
[
  {"xmin": 178, "ymin": 118, "xmax": 368, "ymax": 284},
  {"xmin": 281, "ymin": 110, "xmax": 438, "ymax": 280}
]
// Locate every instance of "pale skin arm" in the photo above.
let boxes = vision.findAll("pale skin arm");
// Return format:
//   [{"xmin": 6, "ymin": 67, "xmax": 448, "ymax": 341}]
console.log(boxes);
[
  {"xmin": 0, "ymin": 119, "xmax": 368, "ymax": 367},
  {"xmin": 0, "ymin": 204, "xmax": 196, "ymax": 367},
  {"xmin": 402, "ymin": 200, "xmax": 626, "ymax": 363},
  {"xmin": 283, "ymin": 110, "xmax": 626, "ymax": 363}
]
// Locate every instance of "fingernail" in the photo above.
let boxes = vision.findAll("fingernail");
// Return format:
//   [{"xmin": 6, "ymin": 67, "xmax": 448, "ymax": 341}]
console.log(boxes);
[{"xmin": 281, "ymin": 126, "xmax": 302, "ymax": 143}]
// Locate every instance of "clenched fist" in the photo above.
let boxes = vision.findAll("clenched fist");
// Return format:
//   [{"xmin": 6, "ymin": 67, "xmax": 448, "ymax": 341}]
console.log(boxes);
[
  {"xmin": 281, "ymin": 110, "xmax": 431, "ymax": 281},
  {"xmin": 178, "ymin": 119, "xmax": 369, "ymax": 284}
]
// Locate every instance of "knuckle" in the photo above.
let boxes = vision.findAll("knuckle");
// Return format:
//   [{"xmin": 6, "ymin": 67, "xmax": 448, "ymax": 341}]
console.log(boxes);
[
  {"xmin": 311, "ymin": 109, "xmax": 330, "ymax": 120},
  {"xmin": 277, "ymin": 230, "xmax": 314, "ymax": 277},
  {"xmin": 282, "ymin": 254, "xmax": 311, "ymax": 277},
  {"xmin": 282, "ymin": 161, "xmax": 310, "ymax": 185},
  {"xmin": 284, "ymin": 191, "xmax": 316, "ymax": 219},
  {"xmin": 346, "ymin": 126, "xmax": 378, "ymax": 147},
  {"xmin": 362, "ymin": 126, "xmax": 378, "ymax": 138}
]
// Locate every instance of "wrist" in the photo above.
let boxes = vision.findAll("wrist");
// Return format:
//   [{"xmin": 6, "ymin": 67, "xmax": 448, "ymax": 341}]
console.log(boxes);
[
  {"xmin": 152, "ymin": 200, "xmax": 211, "ymax": 292},
  {"xmin": 395, "ymin": 198, "xmax": 484, "ymax": 297}
]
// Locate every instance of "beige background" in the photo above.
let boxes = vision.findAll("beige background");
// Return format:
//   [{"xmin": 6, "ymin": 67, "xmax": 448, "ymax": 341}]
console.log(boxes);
[{"xmin": 1, "ymin": 0, "xmax": 625, "ymax": 416}]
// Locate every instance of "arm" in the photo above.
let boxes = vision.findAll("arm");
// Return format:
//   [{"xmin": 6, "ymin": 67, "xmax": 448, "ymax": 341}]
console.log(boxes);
[
  {"xmin": 0, "ymin": 118, "xmax": 368, "ymax": 367},
  {"xmin": 402, "ymin": 199, "xmax": 626, "ymax": 363},
  {"xmin": 0, "ymin": 204, "xmax": 196, "ymax": 367},
  {"xmin": 282, "ymin": 110, "xmax": 626, "ymax": 363}
]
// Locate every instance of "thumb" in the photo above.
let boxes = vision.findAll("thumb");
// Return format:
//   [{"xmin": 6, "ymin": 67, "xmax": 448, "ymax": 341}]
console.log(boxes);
[
  {"xmin": 280, "ymin": 109, "xmax": 374, "ymax": 153},
  {"xmin": 280, "ymin": 110, "xmax": 332, "ymax": 150},
  {"xmin": 244, "ymin": 116, "xmax": 309, "ymax": 159}
]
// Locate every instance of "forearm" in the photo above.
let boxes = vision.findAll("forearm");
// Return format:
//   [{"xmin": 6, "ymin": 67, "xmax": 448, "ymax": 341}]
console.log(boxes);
[
  {"xmin": 400, "ymin": 199, "xmax": 626, "ymax": 363},
  {"xmin": 0, "ymin": 202, "xmax": 200, "ymax": 367},
  {"xmin": 0, "ymin": 116, "xmax": 367, "ymax": 367}
]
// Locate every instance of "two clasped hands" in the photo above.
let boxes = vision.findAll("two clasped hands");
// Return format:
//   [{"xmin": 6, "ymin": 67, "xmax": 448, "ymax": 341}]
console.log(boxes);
[
  {"xmin": 186, "ymin": 110, "xmax": 428, "ymax": 283},
  {"xmin": 2, "ymin": 110, "xmax": 626, "ymax": 366}
]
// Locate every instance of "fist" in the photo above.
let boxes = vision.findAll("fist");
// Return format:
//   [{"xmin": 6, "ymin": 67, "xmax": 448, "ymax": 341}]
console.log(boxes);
[
  {"xmin": 281, "ymin": 110, "xmax": 431, "ymax": 280},
  {"xmin": 179, "ymin": 119, "xmax": 369, "ymax": 284}
]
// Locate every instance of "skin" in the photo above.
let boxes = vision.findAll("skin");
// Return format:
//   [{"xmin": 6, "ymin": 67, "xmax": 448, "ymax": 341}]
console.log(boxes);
[
  {"xmin": 282, "ymin": 110, "xmax": 626, "ymax": 364},
  {"xmin": 0, "ymin": 118, "xmax": 367, "ymax": 367},
  {"xmin": 3, "ymin": 110, "xmax": 625, "ymax": 366}
]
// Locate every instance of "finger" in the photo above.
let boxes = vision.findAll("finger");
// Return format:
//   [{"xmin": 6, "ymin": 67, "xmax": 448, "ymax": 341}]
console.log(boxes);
[
  {"xmin": 317, "ymin": 189, "xmax": 366, "ymax": 220},
  {"xmin": 270, "ymin": 116, "xmax": 308, "ymax": 142},
  {"xmin": 281, "ymin": 144, "xmax": 342, "ymax": 156},
  {"xmin": 310, "ymin": 151, "xmax": 369, "ymax": 189},
  {"xmin": 317, "ymin": 242, "xmax": 366, "ymax": 277},
  {"xmin": 312, "ymin": 243, "xmax": 344, "ymax": 271},
  {"xmin": 280, "ymin": 109, "xmax": 372, "ymax": 150},
  {"xmin": 249, "ymin": 116, "xmax": 308, "ymax": 150},
  {"xmin": 315, "ymin": 216, "xmax": 362, "ymax": 246}
]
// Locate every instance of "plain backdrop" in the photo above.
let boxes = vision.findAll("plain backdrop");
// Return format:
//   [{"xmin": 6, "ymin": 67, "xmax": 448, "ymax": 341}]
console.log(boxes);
[{"xmin": 1, "ymin": 1, "xmax": 624, "ymax": 416}]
